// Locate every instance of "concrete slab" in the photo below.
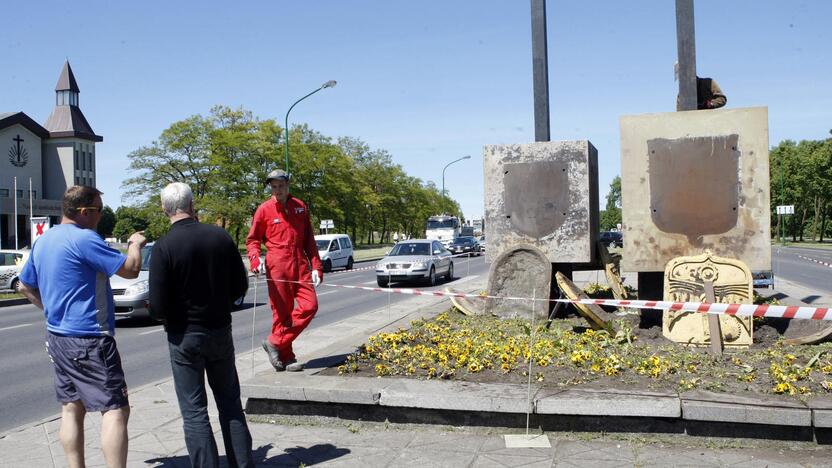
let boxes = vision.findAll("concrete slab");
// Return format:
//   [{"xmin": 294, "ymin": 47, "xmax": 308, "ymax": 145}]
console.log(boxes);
[
  {"xmin": 806, "ymin": 397, "xmax": 832, "ymax": 428},
  {"xmin": 535, "ymin": 387, "xmax": 680, "ymax": 418},
  {"xmin": 380, "ymin": 380, "xmax": 539, "ymax": 413},
  {"xmin": 681, "ymin": 390, "xmax": 810, "ymax": 426},
  {"xmin": 241, "ymin": 374, "xmax": 384, "ymax": 405},
  {"xmin": 620, "ymin": 107, "xmax": 771, "ymax": 272}
]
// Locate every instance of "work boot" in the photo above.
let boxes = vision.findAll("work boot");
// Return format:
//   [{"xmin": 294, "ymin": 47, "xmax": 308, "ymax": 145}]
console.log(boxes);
[
  {"xmin": 261, "ymin": 340, "xmax": 285, "ymax": 371},
  {"xmin": 285, "ymin": 359, "xmax": 304, "ymax": 372}
]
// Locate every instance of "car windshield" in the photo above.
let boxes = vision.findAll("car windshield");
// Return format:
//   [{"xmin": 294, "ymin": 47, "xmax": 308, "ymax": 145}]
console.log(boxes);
[
  {"xmin": 316, "ymin": 240, "xmax": 330, "ymax": 250},
  {"xmin": 140, "ymin": 246, "xmax": 153, "ymax": 271},
  {"xmin": 426, "ymin": 218, "xmax": 457, "ymax": 229},
  {"xmin": 389, "ymin": 242, "xmax": 430, "ymax": 256}
]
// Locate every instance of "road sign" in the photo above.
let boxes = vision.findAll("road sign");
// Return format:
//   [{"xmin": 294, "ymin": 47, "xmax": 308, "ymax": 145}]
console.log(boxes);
[
  {"xmin": 776, "ymin": 205, "xmax": 795, "ymax": 215},
  {"xmin": 31, "ymin": 216, "xmax": 51, "ymax": 245},
  {"xmin": 319, "ymin": 219, "xmax": 334, "ymax": 229}
]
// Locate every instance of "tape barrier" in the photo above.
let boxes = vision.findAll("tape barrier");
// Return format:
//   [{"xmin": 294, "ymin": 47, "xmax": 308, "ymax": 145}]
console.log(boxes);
[
  {"xmin": 251, "ymin": 277, "xmax": 832, "ymax": 322},
  {"xmin": 798, "ymin": 255, "xmax": 832, "ymax": 269}
]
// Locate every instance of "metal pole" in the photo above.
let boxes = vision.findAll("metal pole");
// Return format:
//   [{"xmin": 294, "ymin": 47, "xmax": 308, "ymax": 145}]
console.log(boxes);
[
  {"xmin": 29, "ymin": 178, "xmax": 33, "ymax": 248},
  {"xmin": 14, "ymin": 177, "xmax": 18, "ymax": 250},
  {"xmin": 675, "ymin": 0, "xmax": 697, "ymax": 111},
  {"xmin": 283, "ymin": 81, "xmax": 337, "ymax": 174},
  {"xmin": 441, "ymin": 156, "xmax": 470, "ymax": 210},
  {"xmin": 531, "ymin": 0, "xmax": 550, "ymax": 141}
]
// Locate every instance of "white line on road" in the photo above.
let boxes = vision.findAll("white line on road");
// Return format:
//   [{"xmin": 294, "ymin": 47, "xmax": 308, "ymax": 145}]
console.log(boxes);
[
  {"xmin": 138, "ymin": 328, "xmax": 165, "ymax": 335},
  {"xmin": 0, "ymin": 323, "xmax": 32, "ymax": 332}
]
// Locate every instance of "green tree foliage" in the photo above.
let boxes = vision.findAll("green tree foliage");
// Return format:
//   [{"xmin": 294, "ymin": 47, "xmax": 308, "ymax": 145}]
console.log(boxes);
[
  {"xmin": 120, "ymin": 106, "xmax": 459, "ymax": 245},
  {"xmin": 770, "ymin": 137, "xmax": 832, "ymax": 242},
  {"xmin": 96, "ymin": 206, "xmax": 116, "ymax": 238},
  {"xmin": 599, "ymin": 176, "xmax": 622, "ymax": 231}
]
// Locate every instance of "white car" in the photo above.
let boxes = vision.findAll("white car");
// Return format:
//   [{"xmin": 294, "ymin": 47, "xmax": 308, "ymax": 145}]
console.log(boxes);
[
  {"xmin": 315, "ymin": 234, "xmax": 354, "ymax": 272},
  {"xmin": 375, "ymin": 239, "xmax": 453, "ymax": 287},
  {"xmin": 0, "ymin": 249, "xmax": 29, "ymax": 292}
]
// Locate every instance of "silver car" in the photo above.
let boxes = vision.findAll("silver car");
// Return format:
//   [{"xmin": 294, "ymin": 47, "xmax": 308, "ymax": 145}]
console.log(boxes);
[{"xmin": 375, "ymin": 239, "xmax": 453, "ymax": 287}]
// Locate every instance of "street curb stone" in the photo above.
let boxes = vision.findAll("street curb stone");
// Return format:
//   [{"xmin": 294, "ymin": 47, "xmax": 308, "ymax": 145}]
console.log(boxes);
[
  {"xmin": 379, "ymin": 380, "xmax": 538, "ymax": 413},
  {"xmin": 536, "ymin": 387, "xmax": 681, "ymax": 418},
  {"xmin": 681, "ymin": 390, "xmax": 811, "ymax": 426}
]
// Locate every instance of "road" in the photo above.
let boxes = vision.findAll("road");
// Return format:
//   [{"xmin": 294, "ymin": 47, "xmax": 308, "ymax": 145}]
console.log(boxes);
[
  {"xmin": 0, "ymin": 254, "xmax": 489, "ymax": 433},
  {"xmin": 771, "ymin": 245, "xmax": 832, "ymax": 304}
]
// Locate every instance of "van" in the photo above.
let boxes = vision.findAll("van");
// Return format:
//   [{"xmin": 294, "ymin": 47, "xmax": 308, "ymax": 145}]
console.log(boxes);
[{"xmin": 314, "ymin": 234, "xmax": 355, "ymax": 272}]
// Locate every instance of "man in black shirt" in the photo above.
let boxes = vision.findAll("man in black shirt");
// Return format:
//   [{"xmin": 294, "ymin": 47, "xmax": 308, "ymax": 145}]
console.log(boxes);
[{"xmin": 149, "ymin": 182, "xmax": 253, "ymax": 468}]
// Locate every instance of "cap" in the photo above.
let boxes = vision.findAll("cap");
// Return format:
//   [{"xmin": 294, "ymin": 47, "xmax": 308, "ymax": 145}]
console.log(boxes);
[{"xmin": 264, "ymin": 169, "xmax": 290, "ymax": 185}]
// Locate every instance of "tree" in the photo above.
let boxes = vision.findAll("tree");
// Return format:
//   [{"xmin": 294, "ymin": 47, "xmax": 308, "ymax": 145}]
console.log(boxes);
[
  {"xmin": 96, "ymin": 206, "xmax": 116, "ymax": 238},
  {"xmin": 599, "ymin": 176, "xmax": 622, "ymax": 231}
]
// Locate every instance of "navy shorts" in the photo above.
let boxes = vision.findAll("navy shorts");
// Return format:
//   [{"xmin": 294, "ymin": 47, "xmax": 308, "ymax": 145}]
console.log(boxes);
[{"xmin": 46, "ymin": 332, "xmax": 129, "ymax": 412}]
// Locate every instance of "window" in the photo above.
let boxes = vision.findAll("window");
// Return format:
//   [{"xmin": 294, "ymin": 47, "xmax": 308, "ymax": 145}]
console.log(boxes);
[
  {"xmin": 339, "ymin": 237, "xmax": 352, "ymax": 249},
  {"xmin": 75, "ymin": 149, "xmax": 79, "ymax": 167},
  {"xmin": 329, "ymin": 242, "xmax": 340, "ymax": 252},
  {"xmin": 0, "ymin": 189, "xmax": 8, "ymax": 197},
  {"xmin": 16, "ymin": 190, "xmax": 24, "ymax": 198}
]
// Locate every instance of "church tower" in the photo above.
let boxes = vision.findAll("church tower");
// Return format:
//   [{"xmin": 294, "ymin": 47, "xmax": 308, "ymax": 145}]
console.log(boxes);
[{"xmin": 42, "ymin": 61, "xmax": 103, "ymax": 200}]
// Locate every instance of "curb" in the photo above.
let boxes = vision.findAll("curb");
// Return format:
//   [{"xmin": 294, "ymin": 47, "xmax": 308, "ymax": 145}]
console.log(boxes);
[{"xmin": 0, "ymin": 297, "xmax": 29, "ymax": 308}]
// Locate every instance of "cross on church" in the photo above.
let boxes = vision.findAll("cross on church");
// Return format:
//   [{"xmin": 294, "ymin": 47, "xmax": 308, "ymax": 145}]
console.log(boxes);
[{"xmin": 13, "ymin": 134, "xmax": 24, "ymax": 162}]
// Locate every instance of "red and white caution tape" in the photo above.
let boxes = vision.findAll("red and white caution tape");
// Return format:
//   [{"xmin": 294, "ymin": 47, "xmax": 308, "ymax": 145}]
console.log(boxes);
[
  {"xmin": 256, "ymin": 277, "xmax": 832, "ymax": 321},
  {"xmin": 798, "ymin": 255, "xmax": 832, "ymax": 269}
]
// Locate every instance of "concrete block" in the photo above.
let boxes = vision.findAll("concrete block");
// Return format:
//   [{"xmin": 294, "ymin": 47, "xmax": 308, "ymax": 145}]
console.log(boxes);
[
  {"xmin": 535, "ymin": 388, "xmax": 680, "ymax": 418},
  {"xmin": 484, "ymin": 140, "xmax": 599, "ymax": 264},
  {"xmin": 620, "ymin": 107, "xmax": 771, "ymax": 272},
  {"xmin": 681, "ymin": 390, "xmax": 810, "ymax": 426},
  {"xmin": 241, "ymin": 373, "xmax": 383, "ymax": 405},
  {"xmin": 807, "ymin": 397, "xmax": 832, "ymax": 428},
  {"xmin": 380, "ymin": 380, "xmax": 538, "ymax": 413}
]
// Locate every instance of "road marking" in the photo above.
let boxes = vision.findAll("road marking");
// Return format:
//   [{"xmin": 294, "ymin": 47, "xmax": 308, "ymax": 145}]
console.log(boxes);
[
  {"xmin": 317, "ymin": 289, "xmax": 338, "ymax": 297},
  {"xmin": 798, "ymin": 255, "xmax": 832, "ymax": 269},
  {"xmin": 362, "ymin": 280, "xmax": 378, "ymax": 285},
  {"xmin": 138, "ymin": 328, "xmax": 164, "ymax": 335},
  {"xmin": 0, "ymin": 323, "xmax": 31, "ymax": 332}
]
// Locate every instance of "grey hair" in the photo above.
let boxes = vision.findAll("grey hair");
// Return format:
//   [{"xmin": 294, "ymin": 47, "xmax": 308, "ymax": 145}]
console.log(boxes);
[{"xmin": 160, "ymin": 182, "xmax": 193, "ymax": 216}]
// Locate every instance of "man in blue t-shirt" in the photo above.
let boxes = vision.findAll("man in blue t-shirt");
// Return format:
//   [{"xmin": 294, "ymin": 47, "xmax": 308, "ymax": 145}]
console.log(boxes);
[{"xmin": 18, "ymin": 185, "xmax": 146, "ymax": 468}]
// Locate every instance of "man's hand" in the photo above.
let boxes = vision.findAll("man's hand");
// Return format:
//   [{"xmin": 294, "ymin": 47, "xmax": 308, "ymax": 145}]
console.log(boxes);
[
  {"xmin": 249, "ymin": 255, "xmax": 260, "ymax": 274},
  {"xmin": 127, "ymin": 231, "xmax": 147, "ymax": 248},
  {"xmin": 311, "ymin": 270, "xmax": 322, "ymax": 288}
]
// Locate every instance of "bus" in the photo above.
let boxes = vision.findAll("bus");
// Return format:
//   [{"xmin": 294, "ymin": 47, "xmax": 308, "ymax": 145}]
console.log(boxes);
[{"xmin": 425, "ymin": 215, "xmax": 460, "ymax": 247}]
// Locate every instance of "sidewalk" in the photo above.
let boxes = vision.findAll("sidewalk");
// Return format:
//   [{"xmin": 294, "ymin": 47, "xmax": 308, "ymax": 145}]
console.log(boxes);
[{"xmin": 3, "ymin": 271, "xmax": 832, "ymax": 467}]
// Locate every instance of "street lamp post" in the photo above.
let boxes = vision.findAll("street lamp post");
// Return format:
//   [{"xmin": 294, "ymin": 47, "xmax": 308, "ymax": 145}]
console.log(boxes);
[
  {"xmin": 284, "ymin": 80, "xmax": 337, "ymax": 173},
  {"xmin": 441, "ymin": 155, "xmax": 471, "ymax": 209}
]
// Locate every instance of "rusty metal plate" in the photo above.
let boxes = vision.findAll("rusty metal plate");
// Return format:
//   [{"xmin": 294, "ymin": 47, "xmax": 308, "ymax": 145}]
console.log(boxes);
[
  {"xmin": 648, "ymin": 135, "xmax": 740, "ymax": 243},
  {"xmin": 503, "ymin": 161, "xmax": 568, "ymax": 239}
]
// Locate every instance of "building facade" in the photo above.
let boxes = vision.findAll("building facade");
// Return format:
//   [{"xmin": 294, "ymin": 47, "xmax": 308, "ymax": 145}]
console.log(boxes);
[{"xmin": 0, "ymin": 61, "xmax": 102, "ymax": 248}]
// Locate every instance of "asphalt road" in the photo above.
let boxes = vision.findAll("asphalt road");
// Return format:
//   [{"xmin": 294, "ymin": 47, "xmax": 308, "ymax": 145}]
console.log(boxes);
[
  {"xmin": 0, "ymin": 254, "xmax": 489, "ymax": 433},
  {"xmin": 771, "ymin": 245, "xmax": 832, "ymax": 302}
]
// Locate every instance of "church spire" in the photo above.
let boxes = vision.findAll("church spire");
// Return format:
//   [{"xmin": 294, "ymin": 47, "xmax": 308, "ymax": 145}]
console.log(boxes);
[{"xmin": 55, "ymin": 61, "xmax": 80, "ymax": 106}]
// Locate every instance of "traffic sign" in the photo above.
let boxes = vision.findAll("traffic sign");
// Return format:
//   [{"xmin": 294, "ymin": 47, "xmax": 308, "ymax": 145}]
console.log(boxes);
[
  {"xmin": 319, "ymin": 219, "xmax": 334, "ymax": 229},
  {"xmin": 31, "ymin": 216, "xmax": 51, "ymax": 245},
  {"xmin": 776, "ymin": 205, "xmax": 795, "ymax": 215}
]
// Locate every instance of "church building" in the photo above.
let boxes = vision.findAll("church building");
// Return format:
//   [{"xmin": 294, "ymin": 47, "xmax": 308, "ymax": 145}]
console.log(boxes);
[{"xmin": 0, "ymin": 61, "xmax": 101, "ymax": 248}]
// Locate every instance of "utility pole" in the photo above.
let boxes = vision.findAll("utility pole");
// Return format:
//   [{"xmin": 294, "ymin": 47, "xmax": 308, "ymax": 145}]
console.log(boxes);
[{"xmin": 531, "ymin": 0, "xmax": 550, "ymax": 141}]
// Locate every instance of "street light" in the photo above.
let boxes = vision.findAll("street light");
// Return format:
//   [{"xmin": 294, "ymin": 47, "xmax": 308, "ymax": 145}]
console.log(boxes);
[
  {"xmin": 441, "ymin": 155, "xmax": 471, "ymax": 207},
  {"xmin": 284, "ymin": 80, "xmax": 337, "ymax": 173}
]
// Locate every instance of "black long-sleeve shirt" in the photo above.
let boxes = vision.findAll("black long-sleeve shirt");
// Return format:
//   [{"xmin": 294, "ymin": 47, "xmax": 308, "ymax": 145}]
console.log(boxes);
[{"xmin": 149, "ymin": 217, "xmax": 248, "ymax": 333}]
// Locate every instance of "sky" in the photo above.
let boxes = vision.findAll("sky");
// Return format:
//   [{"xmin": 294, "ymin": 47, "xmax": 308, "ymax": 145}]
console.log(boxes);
[{"xmin": 3, "ymin": 1, "xmax": 831, "ymax": 221}]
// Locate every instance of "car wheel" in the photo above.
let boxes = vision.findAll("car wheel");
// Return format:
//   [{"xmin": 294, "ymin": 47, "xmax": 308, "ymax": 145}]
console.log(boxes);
[
  {"xmin": 10, "ymin": 278, "xmax": 19, "ymax": 292},
  {"xmin": 233, "ymin": 295, "xmax": 244, "ymax": 309},
  {"xmin": 446, "ymin": 262, "xmax": 454, "ymax": 281},
  {"xmin": 377, "ymin": 277, "xmax": 389, "ymax": 288},
  {"xmin": 426, "ymin": 266, "xmax": 436, "ymax": 286},
  {"xmin": 346, "ymin": 257, "xmax": 354, "ymax": 270},
  {"xmin": 323, "ymin": 259, "xmax": 332, "ymax": 273}
]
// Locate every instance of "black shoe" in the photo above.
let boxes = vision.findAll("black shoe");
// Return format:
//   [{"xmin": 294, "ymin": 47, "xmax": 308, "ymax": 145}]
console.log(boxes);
[
  {"xmin": 261, "ymin": 340, "xmax": 285, "ymax": 371},
  {"xmin": 285, "ymin": 359, "xmax": 304, "ymax": 372}
]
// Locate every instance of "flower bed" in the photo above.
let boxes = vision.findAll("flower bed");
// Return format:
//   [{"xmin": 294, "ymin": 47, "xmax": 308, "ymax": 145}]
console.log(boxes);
[{"xmin": 336, "ymin": 309, "xmax": 832, "ymax": 398}]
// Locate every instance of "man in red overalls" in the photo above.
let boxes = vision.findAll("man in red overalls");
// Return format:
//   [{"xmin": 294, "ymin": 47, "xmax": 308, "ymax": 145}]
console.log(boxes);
[{"xmin": 247, "ymin": 169, "xmax": 323, "ymax": 372}]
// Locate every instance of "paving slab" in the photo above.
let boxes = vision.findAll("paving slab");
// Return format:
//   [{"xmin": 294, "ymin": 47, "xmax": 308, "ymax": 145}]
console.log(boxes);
[
  {"xmin": 807, "ymin": 397, "xmax": 832, "ymax": 428},
  {"xmin": 380, "ymin": 379, "xmax": 539, "ymax": 413},
  {"xmin": 536, "ymin": 387, "xmax": 680, "ymax": 418},
  {"xmin": 681, "ymin": 390, "xmax": 811, "ymax": 426}
]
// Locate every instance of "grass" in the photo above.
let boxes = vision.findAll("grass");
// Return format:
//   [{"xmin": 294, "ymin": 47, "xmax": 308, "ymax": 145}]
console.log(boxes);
[
  {"xmin": 772, "ymin": 240, "xmax": 832, "ymax": 250},
  {"xmin": 0, "ymin": 292, "xmax": 23, "ymax": 300}
]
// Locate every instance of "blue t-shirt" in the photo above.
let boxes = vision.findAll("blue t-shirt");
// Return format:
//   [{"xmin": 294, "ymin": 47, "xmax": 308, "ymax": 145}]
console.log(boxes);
[{"xmin": 20, "ymin": 224, "xmax": 126, "ymax": 336}]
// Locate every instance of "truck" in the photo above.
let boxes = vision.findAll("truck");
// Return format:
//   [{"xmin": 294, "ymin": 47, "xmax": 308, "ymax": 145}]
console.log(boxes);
[{"xmin": 425, "ymin": 215, "xmax": 460, "ymax": 247}]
